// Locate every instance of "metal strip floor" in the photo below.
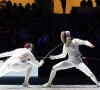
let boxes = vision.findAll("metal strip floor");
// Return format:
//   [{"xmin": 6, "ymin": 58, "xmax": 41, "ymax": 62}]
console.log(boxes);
[{"xmin": 0, "ymin": 85, "xmax": 99, "ymax": 90}]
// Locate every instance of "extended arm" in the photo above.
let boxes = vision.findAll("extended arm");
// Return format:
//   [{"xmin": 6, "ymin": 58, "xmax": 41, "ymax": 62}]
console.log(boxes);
[
  {"xmin": 28, "ymin": 52, "xmax": 44, "ymax": 67},
  {"xmin": 0, "ymin": 50, "xmax": 15, "ymax": 58},
  {"xmin": 75, "ymin": 39, "xmax": 95, "ymax": 48},
  {"xmin": 49, "ymin": 44, "xmax": 67, "ymax": 60}
]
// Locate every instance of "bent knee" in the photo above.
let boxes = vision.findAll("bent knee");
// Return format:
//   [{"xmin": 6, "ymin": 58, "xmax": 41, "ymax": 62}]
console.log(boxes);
[
  {"xmin": 52, "ymin": 65, "xmax": 58, "ymax": 71},
  {"xmin": 87, "ymin": 73, "xmax": 94, "ymax": 77}
]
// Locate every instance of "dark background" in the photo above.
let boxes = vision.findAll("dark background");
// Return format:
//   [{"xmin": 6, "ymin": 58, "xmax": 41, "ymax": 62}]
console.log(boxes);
[{"xmin": 0, "ymin": 0, "xmax": 100, "ymax": 85}]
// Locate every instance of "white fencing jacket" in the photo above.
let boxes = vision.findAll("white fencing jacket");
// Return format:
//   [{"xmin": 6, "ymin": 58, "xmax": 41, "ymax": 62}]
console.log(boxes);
[{"xmin": 51, "ymin": 38, "xmax": 93, "ymax": 64}]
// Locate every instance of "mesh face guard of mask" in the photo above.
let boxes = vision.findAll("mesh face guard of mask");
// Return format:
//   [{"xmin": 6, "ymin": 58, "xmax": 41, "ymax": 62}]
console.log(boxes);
[{"xmin": 61, "ymin": 31, "xmax": 71, "ymax": 44}]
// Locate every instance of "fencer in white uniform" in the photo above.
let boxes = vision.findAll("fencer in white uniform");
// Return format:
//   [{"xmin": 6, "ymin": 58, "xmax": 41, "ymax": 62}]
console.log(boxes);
[
  {"xmin": 0, "ymin": 43, "xmax": 44, "ymax": 87},
  {"xmin": 43, "ymin": 31, "xmax": 100, "ymax": 87}
]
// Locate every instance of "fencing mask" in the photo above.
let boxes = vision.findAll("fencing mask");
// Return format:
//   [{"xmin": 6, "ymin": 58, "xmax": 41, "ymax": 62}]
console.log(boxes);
[
  {"xmin": 61, "ymin": 31, "xmax": 72, "ymax": 46},
  {"xmin": 24, "ymin": 43, "xmax": 33, "ymax": 51}
]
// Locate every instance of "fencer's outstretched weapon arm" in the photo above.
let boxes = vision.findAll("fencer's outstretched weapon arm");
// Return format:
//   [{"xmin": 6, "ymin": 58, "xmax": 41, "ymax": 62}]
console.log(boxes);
[
  {"xmin": 42, "ymin": 43, "xmax": 63, "ymax": 61},
  {"xmin": 27, "ymin": 52, "xmax": 43, "ymax": 67}
]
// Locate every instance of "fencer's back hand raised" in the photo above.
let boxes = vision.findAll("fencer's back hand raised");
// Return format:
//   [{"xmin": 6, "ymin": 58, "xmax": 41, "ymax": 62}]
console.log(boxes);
[
  {"xmin": 90, "ymin": 45, "xmax": 95, "ymax": 48},
  {"xmin": 49, "ymin": 55, "xmax": 55, "ymax": 60}
]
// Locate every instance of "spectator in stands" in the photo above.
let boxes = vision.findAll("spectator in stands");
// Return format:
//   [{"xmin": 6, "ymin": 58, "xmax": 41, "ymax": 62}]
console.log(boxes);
[
  {"xmin": 95, "ymin": 0, "xmax": 100, "ymax": 7},
  {"xmin": 87, "ymin": 0, "xmax": 93, "ymax": 8},
  {"xmin": 80, "ymin": 0, "xmax": 87, "ymax": 7}
]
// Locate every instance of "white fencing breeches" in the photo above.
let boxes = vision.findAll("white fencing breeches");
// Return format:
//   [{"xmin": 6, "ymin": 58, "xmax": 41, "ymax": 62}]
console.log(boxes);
[{"xmin": 47, "ymin": 60, "xmax": 98, "ymax": 85}]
